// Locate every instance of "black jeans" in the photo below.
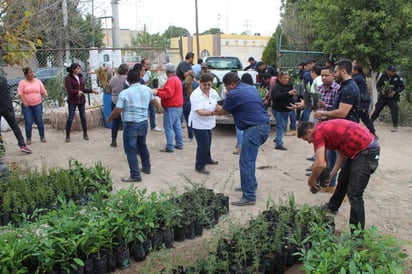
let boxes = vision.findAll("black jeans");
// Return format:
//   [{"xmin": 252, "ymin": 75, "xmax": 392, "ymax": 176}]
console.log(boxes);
[
  {"xmin": 192, "ymin": 128, "xmax": 212, "ymax": 170},
  {"xmin": 371, "ymin": 97, "xmax": 399, "ymax": 127},
  {"xmin": 111, "ymin": 102, "xmax": 122, "ymax": 139},
  {"xmin": 328, "ymin": 146, "xmax": 380, "ymax": 230},
  {"xmin": 66, "ymin": 103, "xmax": 87, "ymax": 132},
  {"xmin": 358, "ymin": 108, "xmax": 375, "ymax": 135},
  {"xmin": 0, "ymin": 108, "xmax": 26, "ymax": 147}
]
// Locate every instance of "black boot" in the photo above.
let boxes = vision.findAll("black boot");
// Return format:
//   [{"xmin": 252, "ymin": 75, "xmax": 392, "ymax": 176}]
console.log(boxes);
[
  {"xmin": 110, "ymin": 138, "xmax": 117, "ymax": 147},
  {"xmin": 83, "ymin": 129, "xmax": 89, "ymax": 141},
  {"xmin": 65, "ymin": 130, "xmax": 70, "ymax": 142}
]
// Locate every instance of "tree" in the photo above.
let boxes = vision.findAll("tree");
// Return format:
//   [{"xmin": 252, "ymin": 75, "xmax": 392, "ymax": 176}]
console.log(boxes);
[
  {"xmin": 163, "ymin": 25, "xmax": 190, "ymax": 38},
  {"xmin": 200, "ymin": 28, "xmax": 222, "ymax": 35},
  {"xmin": 262, "ymin": 25, "xmax": 288, "ymax": 68},
  {"xmin": 281, "ymin": 0, "xmax": 412, "ymax": 104},
  {"xmin": 1, "ymin": 0, "xmax": 104, "ymax": 66},
  {"xmin": 280, "ymin": 0, "xmax": 315, "ymax": 51},
  {"xmin": 129, "ymin": 30, "xmax": 165, "ymax": 62},
  {"xmin": 0, "ymin": 0, "xmax": 42, "ymax": 65}
]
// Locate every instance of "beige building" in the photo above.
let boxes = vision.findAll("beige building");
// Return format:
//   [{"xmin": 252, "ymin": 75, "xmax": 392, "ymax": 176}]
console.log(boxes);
[
  {"xmin": 102, "ymin": 28, "xmax": 141, "ymax": 47},
  {"xmin": 102, "ymin": 29, "xmax": 270, "ymax": 67},
  {"xmin": 169, "ymin": 33, "xmax": 270, "ymax": 66}
]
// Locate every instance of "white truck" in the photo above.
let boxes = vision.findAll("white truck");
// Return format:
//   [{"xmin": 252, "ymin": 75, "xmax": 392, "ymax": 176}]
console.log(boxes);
[{"xmin": 203, "ymin": 56, "xmax": 259, "ymax": 85}]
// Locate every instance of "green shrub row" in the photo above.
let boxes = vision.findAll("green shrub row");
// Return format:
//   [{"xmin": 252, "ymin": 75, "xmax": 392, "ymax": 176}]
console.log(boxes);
[
  {"xmin": 0, "ymin": 159, "xmax": 112, "ymax": 226},
  {"xmin": 162, "ymin": 195, "xmax": 408, "ymax": 274},
  {"xmin": 0, "ymin": 181, "xmax": 229, "ymax": 273}
]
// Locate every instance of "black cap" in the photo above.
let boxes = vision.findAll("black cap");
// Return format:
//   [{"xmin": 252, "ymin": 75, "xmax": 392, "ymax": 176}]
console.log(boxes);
[
  {"xmin": 387, "ymin": 65, "xmax": 396, "ymax": 72},
  {"xmin": 256, "ymin": 61, "xmax": 264, "ymax": 67}
]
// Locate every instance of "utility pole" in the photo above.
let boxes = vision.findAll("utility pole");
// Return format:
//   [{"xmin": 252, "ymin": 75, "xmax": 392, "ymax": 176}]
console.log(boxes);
[
  {"xmin": 195, "ymin": 0, "xmax": 200, "ymax": 60},
  {"xmin": 91, "ymin": 0, "xmax": 95, "ymax": 47},
  {"xmin": 62, "ymin": 0, "xmax": 70, "ymax": 65},
  {"xmin": 111, "ymin": 0, "xmax": 120, "ymax": 48}
]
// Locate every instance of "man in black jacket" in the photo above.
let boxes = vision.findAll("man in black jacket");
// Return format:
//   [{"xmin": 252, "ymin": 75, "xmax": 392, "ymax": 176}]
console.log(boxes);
[
  {"xmin": 371, "ymin": 65, "xmax": 405, "ymax": 132},
  {"xmin": 0, "ymin": 74, "xmax": 32, "ymax": 154}
]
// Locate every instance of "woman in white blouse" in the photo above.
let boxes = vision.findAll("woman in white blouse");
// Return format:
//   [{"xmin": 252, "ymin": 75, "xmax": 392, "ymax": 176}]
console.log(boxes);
[{"xmin": 188, "ymin": 73, "xmax": 221, "ymax": 174}]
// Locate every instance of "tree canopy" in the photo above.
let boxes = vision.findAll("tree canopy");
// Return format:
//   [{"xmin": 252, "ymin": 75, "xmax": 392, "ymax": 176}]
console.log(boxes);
[
  {"xmin": 1, "ymin": 0, "xmax": 104, "ymax": 65},
  {"xmin": 280, "ymin": 0, "xmax": 412, "ymax": 72}
]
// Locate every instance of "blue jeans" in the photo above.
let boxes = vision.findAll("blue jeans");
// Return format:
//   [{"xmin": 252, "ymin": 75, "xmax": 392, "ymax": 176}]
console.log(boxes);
[
  {"xmin": 235, "ymin": 126, "xmax": 243, "ymax": 148},
  {"xmin": 183, "ymin": 101, "xmax": 193, "ymax": 139},
  {"xmin": 272, "ymin": 110, "xmax": 289, "ymax": 146},
  {"xmin": 327, "ymin": 146, "xmax": 380, "ymax": 230},
  {"xmin": 301, "ymin": 106, "xmax": 312, "ymax": 122},
  {"xmin": 289, "ymin": 110, "xmax": 297, "ymax": 130},
  {"xmin": 163, "ymin": 107, "xmax": 183, "ymax": 151},
  {"xmin": 111, "ymin": 102, "xmax": 122, "ymax": 139},
  {"xmin": 148, "ymin": 103, "xmax": 157, "ymax": 129},
  {"xmin": 66, "ymin": 103, "xmax": 87, "ymax": 131},
  {"xmin": 123, "ymin": 120, "xmax": 150, "ymax": 179},
  {"xmin": 192, "ymin": 128, "xmax": 213, "ymax": 170},
  {"xmin": 0, "ymin": 108, "xmax": 25, "ymax": 147},
  {"xmin": 326, "ymin": 150, "xmax": 337, "ymax": 186},
  {"xmin": 239, "ymin": 123, "xmax": 270, "ymax": 201},
  {"xmin": 22, "ymin": 103, "xmax": 45, "ymax": 139}
]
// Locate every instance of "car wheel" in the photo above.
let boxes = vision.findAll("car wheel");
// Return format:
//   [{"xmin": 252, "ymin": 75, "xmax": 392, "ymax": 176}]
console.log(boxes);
[{"xmin": 9, "ymin": 85, "xmax": 18, "ymax": 100}]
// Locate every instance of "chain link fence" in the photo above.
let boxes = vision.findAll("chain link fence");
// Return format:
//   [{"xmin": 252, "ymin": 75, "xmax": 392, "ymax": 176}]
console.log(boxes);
[{"xmin": 1, "ymin": 47, "xmax": 180, "ymax": 117}]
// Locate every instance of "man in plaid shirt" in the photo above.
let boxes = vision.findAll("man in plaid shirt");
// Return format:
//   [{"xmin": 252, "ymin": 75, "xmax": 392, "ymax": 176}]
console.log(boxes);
[
  {"xmin": 318, "ymin": 66, "xmax": 340, "ymax": 112},
  {"xmin": 317, "ymin": 66, "xmax": 340, "ymax": 189}
]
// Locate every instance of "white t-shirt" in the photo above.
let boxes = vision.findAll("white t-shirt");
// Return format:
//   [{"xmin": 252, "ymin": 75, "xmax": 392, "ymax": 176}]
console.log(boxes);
[
  {"xmin": 311, "ymin": 75, "xmax": 323, "ymax": 93},
  {"xmin": 188, "ymin": 86, "xmax": 220, "ymax": 130},
  {"xmin": 143, "ymin": 71, "xmax": 151, "ymax": 83}
]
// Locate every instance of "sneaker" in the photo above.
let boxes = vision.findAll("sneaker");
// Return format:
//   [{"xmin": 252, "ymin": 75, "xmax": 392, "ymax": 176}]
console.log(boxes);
[
  {"xmin": 121, "ymin": 176, "xmax": 142, "ymax": 183},
  {"xmin": 160, "ymin": 148, "xmax": 174, "ymax": 153},
  {"xmin": 151, "ymin": 127, "xmax": 163, "ymax": 132},
  {"xmin": 391, "ymin": 127, "xmax": 398, "ymax": 132},
  {"xmin": 306, "ymin": 156, "xmax": 316, "ymax": 161},
  {"xmin": 40, "ymin": 137, "xmax": 47, "ymax": 143},
  {"xmin": 20, "ymin": 146, "xmax": 32, "ymax": 154},
  {"xmin": 183, "ymin": 138, "xmax": 193, "ymax": 143},
  {"xmin": 26, "ymin": 139, "xmax": 31, "ymax": 145},
  {"xmin": 174, "ymin": 145, "xmax": 183, "ymax": 150},
  {"xmin": 233, "ymin": 147, "xmax": 241, "ymax": 155},
  {"xmin": 196, "ymin": 168, "xmax": 210, "ymax": 175},
  {"xmin": 275, "ymin": 145, "xmax": 287, "ymax": 150},
  {"xmin": 320, "ymin": 186, "xmax": 336, "ymax": 193},
  {"xmin": 141, "ymin": 168, "xmax": 151, "ymax": 175},
  {"xmin": 321, "ymin": 203, "xmax": 338, "ymax": 215},
  {"xmin": 285, "ymin": 130, "xmax": 297, "ymax": 136},
  {"xmin": 231, "ymin": 198, "xmax": 256, "ymax": 206}
]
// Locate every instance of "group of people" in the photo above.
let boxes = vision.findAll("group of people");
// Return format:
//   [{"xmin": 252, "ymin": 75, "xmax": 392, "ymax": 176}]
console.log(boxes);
[
  {"xmin": 0, "ymin": 55, "xmax": 404, "ymax": 232},
  {"xmin": 0, "ymin": 63, "xmax": 100, "ymax": 157}
]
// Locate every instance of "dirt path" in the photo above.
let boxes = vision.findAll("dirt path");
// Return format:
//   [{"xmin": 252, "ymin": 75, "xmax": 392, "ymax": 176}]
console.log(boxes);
[{"xmin": 2, "ymin": 116, "xmax": 411, "ymax": 272}]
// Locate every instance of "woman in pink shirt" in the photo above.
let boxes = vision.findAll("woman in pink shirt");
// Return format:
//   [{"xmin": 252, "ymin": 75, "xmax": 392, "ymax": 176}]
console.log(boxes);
[{"xmin": 18, "ymin": 67, "xmax": 48, "ymax": 144}]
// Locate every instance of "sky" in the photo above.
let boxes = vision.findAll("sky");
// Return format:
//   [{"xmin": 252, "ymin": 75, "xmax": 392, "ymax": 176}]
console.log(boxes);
[{"xmin": 88, "ymin": 0, "xmax": 282, "ymax": 36}]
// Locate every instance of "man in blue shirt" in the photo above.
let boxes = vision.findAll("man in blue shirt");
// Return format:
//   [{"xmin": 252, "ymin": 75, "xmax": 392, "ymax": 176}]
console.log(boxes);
[
  {"xmin": 214, "ymin": 72, "xmax": 270, "ymax": 206},
  {"xmin": 106, "ymin": 70, "xmax": 160, "ymax": 182}
]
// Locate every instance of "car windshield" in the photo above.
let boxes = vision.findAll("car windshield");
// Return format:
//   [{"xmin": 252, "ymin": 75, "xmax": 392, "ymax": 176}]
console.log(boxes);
[
  {"xmin": 205, "ymin": 57, "xmax": 242, "ymax": 70},
  {"xmin": 35, "ymin": 68, "xmax": 58, "ymax": 77}
]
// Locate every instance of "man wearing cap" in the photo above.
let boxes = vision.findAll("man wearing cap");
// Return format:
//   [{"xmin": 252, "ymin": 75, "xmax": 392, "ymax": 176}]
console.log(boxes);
[
  {"xmin": 255, "ymin": 61, "xmax": 277, "ymax": 87},
  {"xmin": 244, "ymin": 57, "xmax": 257, "ymax": 71},
  {"xmin": 176, "ymin": 52, "xmax": 195, "ymax": 81},
  {"xmin": 371, "ymin": 65, "xmax": 405, "ymax": 132},
  {"xmin": 154, "ymin": 63, "xmax": 184, "ymax": 152},
  {"xmin": 199, "ymin": 63, "xmax": 221, "ymax": 86}
]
